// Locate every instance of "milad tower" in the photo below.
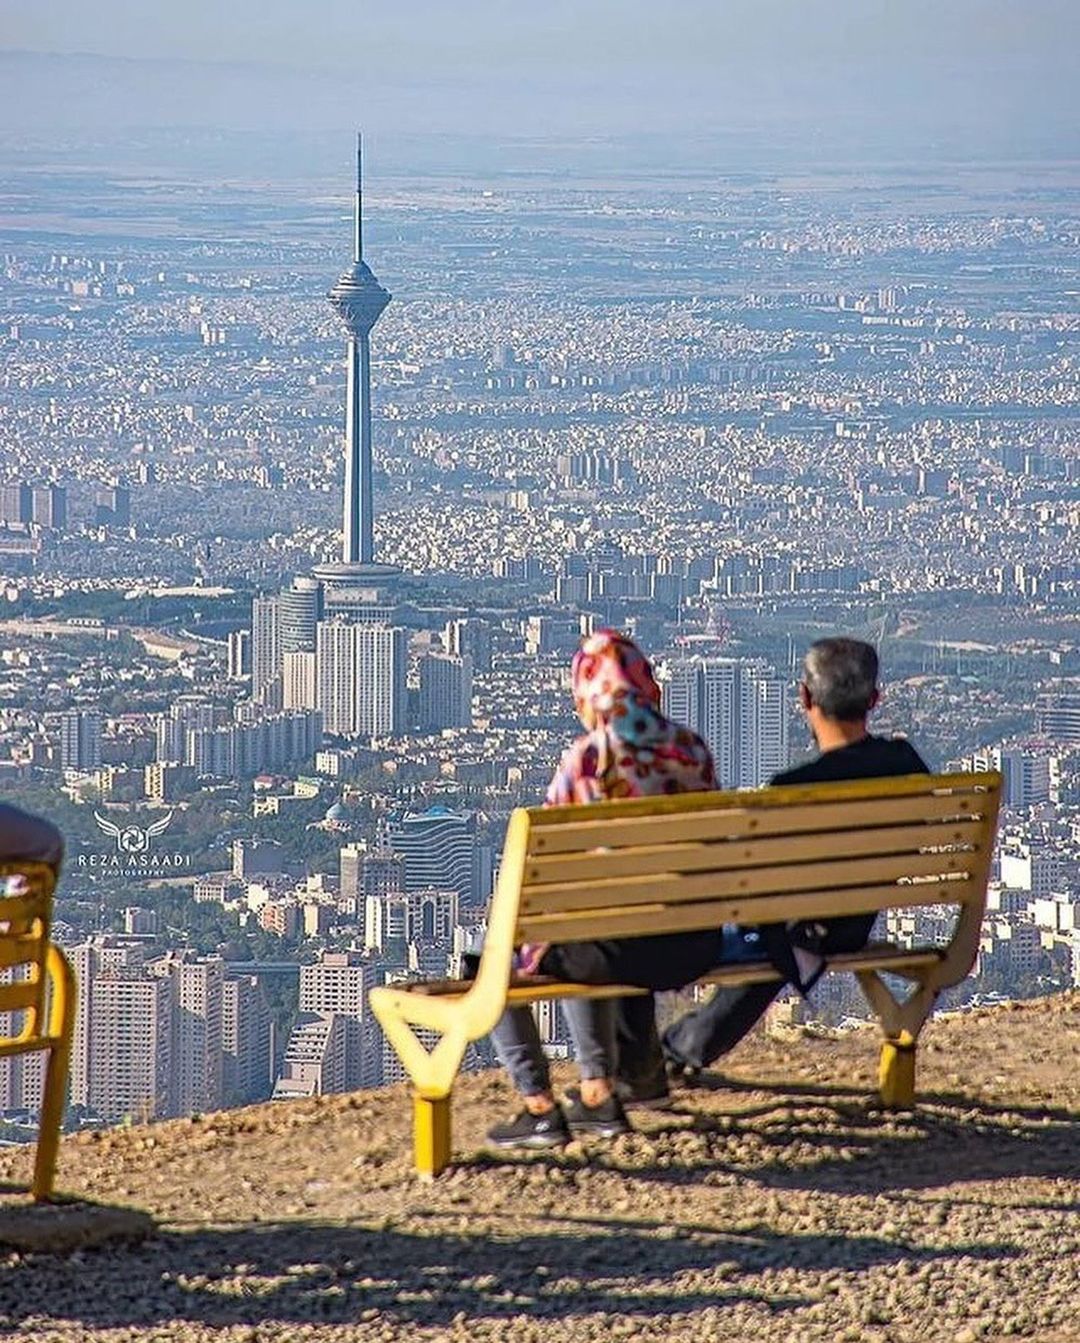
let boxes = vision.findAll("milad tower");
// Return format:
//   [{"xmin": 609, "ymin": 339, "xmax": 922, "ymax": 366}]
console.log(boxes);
[{"xmin": 314, "ymin": 135, "xmax": 401, "ymax": 605}]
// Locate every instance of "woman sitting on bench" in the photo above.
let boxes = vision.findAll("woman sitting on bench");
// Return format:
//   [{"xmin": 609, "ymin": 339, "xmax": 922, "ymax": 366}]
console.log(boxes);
[{"xmin": 486, "ymin": 628, "xmax": 721, "ymax": 1150}]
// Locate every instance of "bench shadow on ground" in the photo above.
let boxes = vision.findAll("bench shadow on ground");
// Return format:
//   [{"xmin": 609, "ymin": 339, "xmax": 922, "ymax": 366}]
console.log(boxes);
[
  {"xmin": 471, "ymin": 1082, "xmax": 1080, "ymax": 1200},
  {"xmin": 0, "ymin": 1211, "xmax": 1019, "ymax": 1331}
]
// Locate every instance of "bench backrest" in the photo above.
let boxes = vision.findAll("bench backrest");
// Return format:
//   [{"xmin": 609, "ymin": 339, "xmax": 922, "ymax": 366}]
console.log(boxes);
[
  {"xmin": 0, "ymin": 861, "xmax": 57, "ymax": 1040},
  {"xmin": 503, "ymin": 771, "xmax": 1001, "ymax": 947}
]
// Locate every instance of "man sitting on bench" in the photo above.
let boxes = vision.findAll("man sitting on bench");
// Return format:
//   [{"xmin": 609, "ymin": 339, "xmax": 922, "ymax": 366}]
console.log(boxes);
[{"xmin": 656, "ymin": 636, "xmax": 930, "ymax": 1082}]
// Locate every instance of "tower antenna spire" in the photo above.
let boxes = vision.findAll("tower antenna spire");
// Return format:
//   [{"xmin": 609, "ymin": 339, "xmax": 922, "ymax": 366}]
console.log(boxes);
[{"xmin": 354, "ymin": 131, "xmax": 363, "ymax": 263}]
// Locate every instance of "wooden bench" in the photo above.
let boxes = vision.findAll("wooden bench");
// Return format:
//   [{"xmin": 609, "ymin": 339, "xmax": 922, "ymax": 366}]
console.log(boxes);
[
  {"xmin": 0, "ymin": 861, "xmax": 77, "ymax": 1201},
  {"xmin": 370, "ymin": 771, "xmax": 1001, "ymax": 1176}
]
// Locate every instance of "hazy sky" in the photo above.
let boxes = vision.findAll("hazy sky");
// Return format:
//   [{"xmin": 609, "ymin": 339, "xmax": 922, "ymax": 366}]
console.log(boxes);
[{"xmin": 0, "ymin": 1, "xmax": 1076, "ymax": 154}]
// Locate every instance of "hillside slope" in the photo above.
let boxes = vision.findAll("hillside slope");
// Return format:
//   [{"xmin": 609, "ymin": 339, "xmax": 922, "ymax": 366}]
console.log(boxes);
[{"xmin": 1, "ymin": 995, "xmax": 1078, "ymax": 1342}]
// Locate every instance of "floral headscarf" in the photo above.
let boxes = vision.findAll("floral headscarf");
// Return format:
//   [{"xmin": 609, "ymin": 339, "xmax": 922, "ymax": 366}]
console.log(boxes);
[
  {"xmin": 546, "ymin": 629, "xmax": 716, "ymax": 807},
  {"xmin": 571, "ymin": 629, "xmax": 661, "ymax": 724}
]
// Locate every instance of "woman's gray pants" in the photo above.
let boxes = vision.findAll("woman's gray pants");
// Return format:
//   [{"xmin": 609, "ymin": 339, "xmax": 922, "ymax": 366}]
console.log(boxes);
[{"xmin": 491, "ymin": 998, "xmax": 616, "ymax": 1096}]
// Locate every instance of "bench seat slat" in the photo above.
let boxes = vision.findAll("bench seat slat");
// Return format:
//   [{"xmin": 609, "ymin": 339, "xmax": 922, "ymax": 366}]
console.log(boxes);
[
  {"xmin": 520, "ymin": 848, "xmax": 974, "ymax": 916},
  {"xmin": 528, "ymin": 793, "xmax": 990, "ymax": 856},
  {"xmin": 398, "ymin": 944, "xmax": 945, "ymax": 1000},
  {"xmin": 0, "ymin": 895, "xmax": 46, "ymax": 927},
  {"xmin": 0, "ymin": 979, "xmax": 40, "ymax": 1014},
  {"xmin": 525, "ymin": 820, "xmax": 980, "ymax": 886},
  {"xmin": 516, "ymin": 877, "xmax": 980, "ymax": 943},
  {"xmin": 696, "ymin": 945, "xmax": 943, "ymax": 987},
  {"xmin": 0, "ymin": 933, "xmax": 44, "ymax": 970},
  {"xmin": 0, "ymin": 1036, "xmax": 52, "ymax": 1059}
]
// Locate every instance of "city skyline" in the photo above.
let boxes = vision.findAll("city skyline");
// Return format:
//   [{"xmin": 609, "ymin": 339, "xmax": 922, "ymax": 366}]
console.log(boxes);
[{"xmin": 1, "ymin": 74, "xmax": 1077, "ymax": 1129}]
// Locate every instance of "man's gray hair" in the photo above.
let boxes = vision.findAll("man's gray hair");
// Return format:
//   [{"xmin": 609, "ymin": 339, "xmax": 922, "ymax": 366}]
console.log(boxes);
[{"xmin": 803, "ymin": 638, "xmax": 879, "ymax": 721}]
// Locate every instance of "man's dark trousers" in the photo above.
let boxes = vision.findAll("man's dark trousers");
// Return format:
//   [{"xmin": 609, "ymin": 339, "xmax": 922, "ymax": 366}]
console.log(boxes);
[{"xmin": 660, "ymin": 981, "xmax": 785, "ymax": 1072}]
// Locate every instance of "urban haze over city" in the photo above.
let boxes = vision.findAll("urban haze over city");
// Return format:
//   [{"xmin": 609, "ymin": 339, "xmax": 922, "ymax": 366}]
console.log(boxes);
[{"xmin": 0, "ymin": 1, "xmax": 1077, "ymax": 1131}]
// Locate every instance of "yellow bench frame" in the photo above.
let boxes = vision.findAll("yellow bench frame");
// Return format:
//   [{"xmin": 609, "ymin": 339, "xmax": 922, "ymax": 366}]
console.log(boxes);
[
  {"xmin": 370, "ymin": 771, "xmax": 1001, "ymax": 1176},
  {"xmin": 0, "ymin": 861, "xmax": 77, "ymax": 1201}
]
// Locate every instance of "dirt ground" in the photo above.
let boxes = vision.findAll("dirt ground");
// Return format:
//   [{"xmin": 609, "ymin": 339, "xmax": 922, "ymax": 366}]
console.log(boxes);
[{"xmin": 1, "ymin": 995, "xmax": 1078, "ymax": 1342}]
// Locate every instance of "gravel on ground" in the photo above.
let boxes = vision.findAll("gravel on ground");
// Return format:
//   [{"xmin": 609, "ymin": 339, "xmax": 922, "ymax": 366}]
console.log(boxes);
[{"xmin": 0, "ymin": 994, "xmax": 1077, "ymax": 1342}]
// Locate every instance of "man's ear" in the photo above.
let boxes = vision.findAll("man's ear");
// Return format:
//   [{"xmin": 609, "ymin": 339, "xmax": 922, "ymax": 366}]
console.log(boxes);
[
  {"xmin": 868, "ymin": 688, "xmax": 881, "ymax": 713},
  {"xmin": 798, "ymin": 682, "xmax": 812, "ymax": 711}
]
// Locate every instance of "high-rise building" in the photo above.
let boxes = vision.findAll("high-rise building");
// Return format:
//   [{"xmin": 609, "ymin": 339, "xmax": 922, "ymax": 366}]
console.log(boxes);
[
  {"xmin": 316, "ymin": 621, "xmax": 357, "ymax": 737},
  {"xmin": 444, "ymin": 618, "xmax": 493, "ymax": 673},
  {"xmin": 156, "ymin": 697, "xmax": 222, "ymax": 764},
  {"xmin": 227, "ymin": 629, "xmax": 251, "ymax": 680},
  {"xmin": 299, "ymin": 951, "xmax": 368, "ymax": 1020},
  {"xmin": 232, "ymin": 839, "xmax": 284, "ymax": 879},
  {"xmin": 143, "ymin": 762, "xmax": 196, "ymax": 800},
  {"xmin": 524, "ymin": 614, "xmax": 582, "ymax": 656},
  {"xmin": 741, "ymin": 669, "xmax": 790, "ymax": 787},
  {"xmin": 698, "ymin": 659, "xmax": 741, "ymax": 788},
  {"xmin": 251, "ymin": 596, "xmax": 281, "ymax": 704},
  {"xmin": 95, "ymin": 485, "xmax": 131, "ymax": 527},
  {"xmin": 0, "ymin": 483, "xmax": 32, "ymax": 525},
  {"xmin": 70, "ymin": 937, "xmax": 150, "ymax": 1110},
  {"xmin": 361, "ymin": 851, "xmax": 404, "ymax": 903},
  {"xmin": 418, "ymin": 652, "xmax": 473, "ymax": 731},
  {"xmin": 188, "ymin": 708, "xmax": 321, "ymax": 778},
  {"xmin": 299, "ymin": 950, "xmax": 368, "ymax": 1089},
  {"xmin": 1035, "ymin": 695, "xmax": 1080, "ymax": 745},
  {"xmin": 0, "ymin": 967, "xmax": 45, "ymax": 1114},
  {"xmin": 316, "ymin": 621, "xmax": 406, "ymax": 738},
  {"xmin": 389, "ymin": 808, "xmax": 477, "ymax": 906},
  {"xmin": 658, "ymin": 656, "xmax": 790, "ymax": 789},
  {"xmin": 86, "ymin": 971, "xmax": 174, "ymax": 1122},
  {"xmin": 123, "ymin": 907, "xmax": 158, "ymax": 935},
  {"xmin": 279, "ymin": 577, "xmax": 323, "ymax": 653},
  {"xmin": 272, "ymin": 1012, "xmax": 348, "ymax": 1098},
  {"xmin": 150, "ymin": 952, "xmax": 223, "ymax": 1117},
  {"xmin": 340, "ymin": 844, "xmax": 404, "ymax": 923},
  {"xmin": 366, "ymin": 887, "xmax": 459, "ymax": 957},
  {"xmin": 355, "ymin": 624, "xmax": 407, "ymax": 738},
  {"xmin": 222, "ymin": 975, "xmax": 273, "ymax": 1107},
  {"xmin": 283, "ymin": 650, "xmax": 317, "ymax": 710},
  {"xmin": 975, "ymin": 746, "xmax": 1051, "ymax": 810},
  {"xmin": 339, "ymin": 843, "xmax": 364, "ymax": 916},
  {"xmin": 356, "ymin": 849, "xmax": 405, "ymax": 944},
  {"xmin": 90, "ymin": 970, "xmax": 175, "ymax": 1121},
  {"xmin": 60, "ymin": 707, "xmax": 102, "ymax": 772},
  {"xmin": 31, "ymin": 484, "xmax": 66, "ymax": 530},
  {"xmin": 658, "ymin": 659, "xmax": 700, "ymax": 730}
]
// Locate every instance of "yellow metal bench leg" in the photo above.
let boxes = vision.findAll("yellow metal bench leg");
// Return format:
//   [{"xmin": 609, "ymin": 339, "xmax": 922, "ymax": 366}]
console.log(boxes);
[
  {"xmin": 33, "ymin": 943, "xmax": 77, "ymax": 1202},
  {"xmin": 879, "ymin": 1032, "xmax": 916, "ymax": 1109},
  {"xmin": 32, "ymin": 1038, "xmax": 71, "ymax": 1202},
  {"xmin": 414, "ymin": 1093, "xmax": 451, "ymax": 1178}
]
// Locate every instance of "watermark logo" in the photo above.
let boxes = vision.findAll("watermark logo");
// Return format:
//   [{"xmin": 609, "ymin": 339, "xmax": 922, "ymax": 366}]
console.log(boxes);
[
  {"xmin": 79, "ymin": 810, "xmax": 190, "ymax": 870},
  {"xmin": 94, "ymin": 810, "xmax": 174, "ymax": 854}
]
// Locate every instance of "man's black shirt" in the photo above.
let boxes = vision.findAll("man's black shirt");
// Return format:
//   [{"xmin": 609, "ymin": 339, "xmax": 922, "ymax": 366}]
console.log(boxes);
[
  {"xmin": 772, "ymin": 734, "xmax": 929, "ymax": 787},
  {"xmin": 763, "ymin": 734, "xmax": 930, "ymax": 974}
]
